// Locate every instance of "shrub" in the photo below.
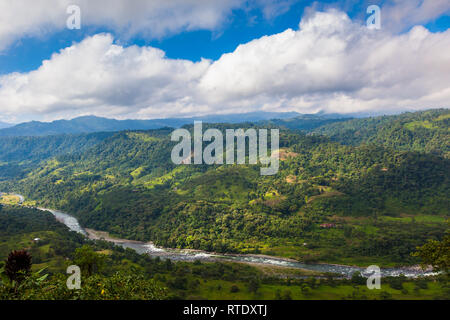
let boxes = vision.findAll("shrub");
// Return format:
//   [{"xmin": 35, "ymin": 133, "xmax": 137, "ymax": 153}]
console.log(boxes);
[{"xmin": 230, "ymin": 285, "xmax": 239, "ymax": 293}]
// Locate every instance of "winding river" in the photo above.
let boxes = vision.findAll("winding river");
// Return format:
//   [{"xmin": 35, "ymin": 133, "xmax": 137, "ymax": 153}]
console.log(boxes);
[
  {"xmin": 36, "ymin": 207, "xmax": 438, "ymax": 278},
  {"xmin": 1, "ymin": 192, "xmax": 437, "ymax": 278}
]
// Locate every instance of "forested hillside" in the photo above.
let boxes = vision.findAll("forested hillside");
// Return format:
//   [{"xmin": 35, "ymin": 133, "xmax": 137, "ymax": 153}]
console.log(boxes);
[
  {"xmin": 313, "ymin": 109, "xmax": 449, "ymax": 158},
  {"xmin": 0, "ymin": 206, "xmax": 85, "ymax": 272},
  {"xmin": 259, "ymin": 114, "xmax": 351, "ymax": 131},
  {"xmin": 0, "ymin": 132, "xmax": 114, "ymax": 180},
  {"xmin": 1, "ymin": 110, "xmax": 448, "ymax": 266},
  {"xmin": 0, "ymin": 132, "xmax": 114, "ymax": 163}
]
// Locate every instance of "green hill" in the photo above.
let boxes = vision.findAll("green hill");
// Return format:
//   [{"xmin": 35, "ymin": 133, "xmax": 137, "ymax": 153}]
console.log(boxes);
[
  {"xmin": 313, "ymin": 109, "xmax": 449, "ymax": 157},
  {"xmin": 0, "ymin": 132, "xmax": 115, "ymax": 181}
]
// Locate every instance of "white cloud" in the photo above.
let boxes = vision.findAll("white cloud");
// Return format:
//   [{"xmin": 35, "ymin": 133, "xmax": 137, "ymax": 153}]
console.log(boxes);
[
  {"xmin": 199, "ymin": 10, "xmax": 450, "ymax": 114},
  {"xmin": 0, "ymin": 0, "xmax": 300, "ymax": 52},
  {"xmin": 0, "ymin": 10, "xmax": 449, "ymax": 122},
  {"xmin": 302, "ymin": 0, "xmax": 450, "ymax": 33},
  {"xmin": 0, "ymin": 33, "xmax": 211, "ymax": 121},
  {"xmin": 1, "ymin": 0, "xmax": 449, "ymax": 52},
  {"xmin": 382, "ymin": 0, "xmax": 450, "ymax": 32},
  {"xmin": 0, "ymin": 0, "xmax": 246, "ymax": 51}
]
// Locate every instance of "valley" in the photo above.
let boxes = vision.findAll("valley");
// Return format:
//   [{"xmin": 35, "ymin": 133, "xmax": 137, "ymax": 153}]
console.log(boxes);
[
  {"xmin": 0, "ymin": 109, "xmax": 448, "ymax": 300},
  {"xmin": 1, "ymin": 1, "xmax": 449, "ymax": 305},
  {"xmin": 5, "ymin": 193, "xmax": 438, "ymax": 277}
]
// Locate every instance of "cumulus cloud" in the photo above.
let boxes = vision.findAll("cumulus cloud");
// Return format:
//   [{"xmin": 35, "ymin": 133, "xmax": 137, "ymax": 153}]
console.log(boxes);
[
  {"xmin": 0, "ymin": 33, "xmax": 211, "ymax": 121},
  {"xmin": 199, "ymin": 10, "xmax": 450, "ymax": 114},
  {"xmin": 0, "ymin": 10, "xmax": 449, "ymax": 122},
  {"xmin": 0, "ymin": 0, "xmax": 298, "ymax": 51}
]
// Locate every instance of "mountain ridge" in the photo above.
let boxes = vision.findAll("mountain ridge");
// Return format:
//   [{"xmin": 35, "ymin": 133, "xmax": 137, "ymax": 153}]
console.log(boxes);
[{"xmin": 0, "ymin": 112, "xmax": 305, "ymax": 137}]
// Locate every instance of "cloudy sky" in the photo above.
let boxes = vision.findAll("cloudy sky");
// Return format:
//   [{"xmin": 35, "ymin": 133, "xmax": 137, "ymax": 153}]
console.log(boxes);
[{"xmin": 0, "ymin": 0, "xmax": 449, "ymax": 123}]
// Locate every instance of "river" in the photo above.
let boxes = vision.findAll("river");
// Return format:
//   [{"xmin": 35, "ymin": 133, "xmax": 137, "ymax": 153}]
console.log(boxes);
[{"xmin": 36, "ymin": 207, "xmax": 438, "ymax": 278}]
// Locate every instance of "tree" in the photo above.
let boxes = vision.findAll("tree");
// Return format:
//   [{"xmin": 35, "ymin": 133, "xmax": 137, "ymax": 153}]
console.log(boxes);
[
  {"xmin": 247, "ymin": 278, "xmax": 260, "ymax": 294},
  {"xmin": 351, "ymin": 271, "xmax": 366, "ymax": 285},
  {"xmin": 412, "ymin": 235, "xmax": 449, "ymax": 273},
  {"xmin": 4, "ymin": 250, "xmax": 32, "ymax": 283},
  {"xmin": 301, "ymin": 285, "xmax": 311, "ymax": 296},
  {"xmin": 230, "ymin": 285, "xmax": 239, "ymax": 293},
  {"xmin": 274, "ymin": 289, "xmax": 282, "ymax": 300},
  {"xmin": 282, "ymin": 290, "xmax": 292, "ymax": 300},
  {"xmin": 388, "ymin": 275, "xmax": 406, "ymax": 291},
  {"xmin": 73, "ymin": 245, "xmax": 106, "ymax": 276},
  {"xmin": 380, "ymin": 291, "xmax": 393, "ymax": 300}
]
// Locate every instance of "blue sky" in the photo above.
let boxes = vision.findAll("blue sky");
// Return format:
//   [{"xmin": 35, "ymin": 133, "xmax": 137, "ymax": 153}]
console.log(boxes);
[
  {"xmin": 0, "ymin": 0, "xmax": 449, "ymax": 122},
  {"xmin": 3, "ymin": 1, "xmax": 308, "ymax": 74},
  {"xmin": 3, "ymin": 0, "xmax": 448, "ymax": 75}
]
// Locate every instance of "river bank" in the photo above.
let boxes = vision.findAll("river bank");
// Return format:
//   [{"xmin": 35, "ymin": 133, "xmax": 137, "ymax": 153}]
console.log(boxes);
[
  {"xmin": 39, "ymin": 206, "xmax": 439, "ymax": 278},
  {"xmin": 2, "ymin": 192, "xmax": 439, "ymax": 278}
]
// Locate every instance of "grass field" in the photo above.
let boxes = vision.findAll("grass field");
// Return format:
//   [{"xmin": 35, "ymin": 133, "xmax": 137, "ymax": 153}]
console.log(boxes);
[
  {"xmin": 171, "ymin": 277, "xmax": 449, "ymax": 300},
  {"xmin": 0, "ymin": 194, "xmax": 21, "ymax": 205}
]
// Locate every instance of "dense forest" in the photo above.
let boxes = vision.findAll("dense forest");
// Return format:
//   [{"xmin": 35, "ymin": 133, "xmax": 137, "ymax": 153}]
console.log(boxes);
[
  {"xmin": 0, "ymin": 132, "xmax": 115, "ymax": 180},
  {"xmin": 313, "ymin": 109, "xmax": 449, "ymax": 158},
  {"xmin": 0, "ymin": 109, "xmax": 448, "ymax": 267}
]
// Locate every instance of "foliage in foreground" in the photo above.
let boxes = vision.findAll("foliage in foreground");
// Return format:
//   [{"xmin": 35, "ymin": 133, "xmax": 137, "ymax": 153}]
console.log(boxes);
[
  {"xmin": 0, "ymin": 239, "xmax": 448, "ymax": 301},
  {"xmin": 0, "ymin": 246, "xmax": 167, "ymax": 300}
]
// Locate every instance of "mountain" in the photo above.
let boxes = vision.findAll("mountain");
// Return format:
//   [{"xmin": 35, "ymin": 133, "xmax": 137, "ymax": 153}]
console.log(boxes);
[
  {"xmin": 0, "ymin": 132, "xmax": 115, "ymax": 181},
  {"xmin": 0, "ymin": 112, "xmax": 303, "ymax": 137},
  {"xmin": 0, "ymin": 132, "xmax": 114, "ymax": 163}
]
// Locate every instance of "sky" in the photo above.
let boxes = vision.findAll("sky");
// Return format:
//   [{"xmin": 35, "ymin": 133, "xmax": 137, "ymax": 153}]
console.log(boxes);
[{"xmin": 0, "ymin": 0, "xmax": 449, "ymax": 123}]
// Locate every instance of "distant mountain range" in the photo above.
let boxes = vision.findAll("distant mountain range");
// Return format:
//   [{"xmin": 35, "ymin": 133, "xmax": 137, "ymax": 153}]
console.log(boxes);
[{"xmin": 0, "ymin": 112, "xmax": 337, "ymax": 137}]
